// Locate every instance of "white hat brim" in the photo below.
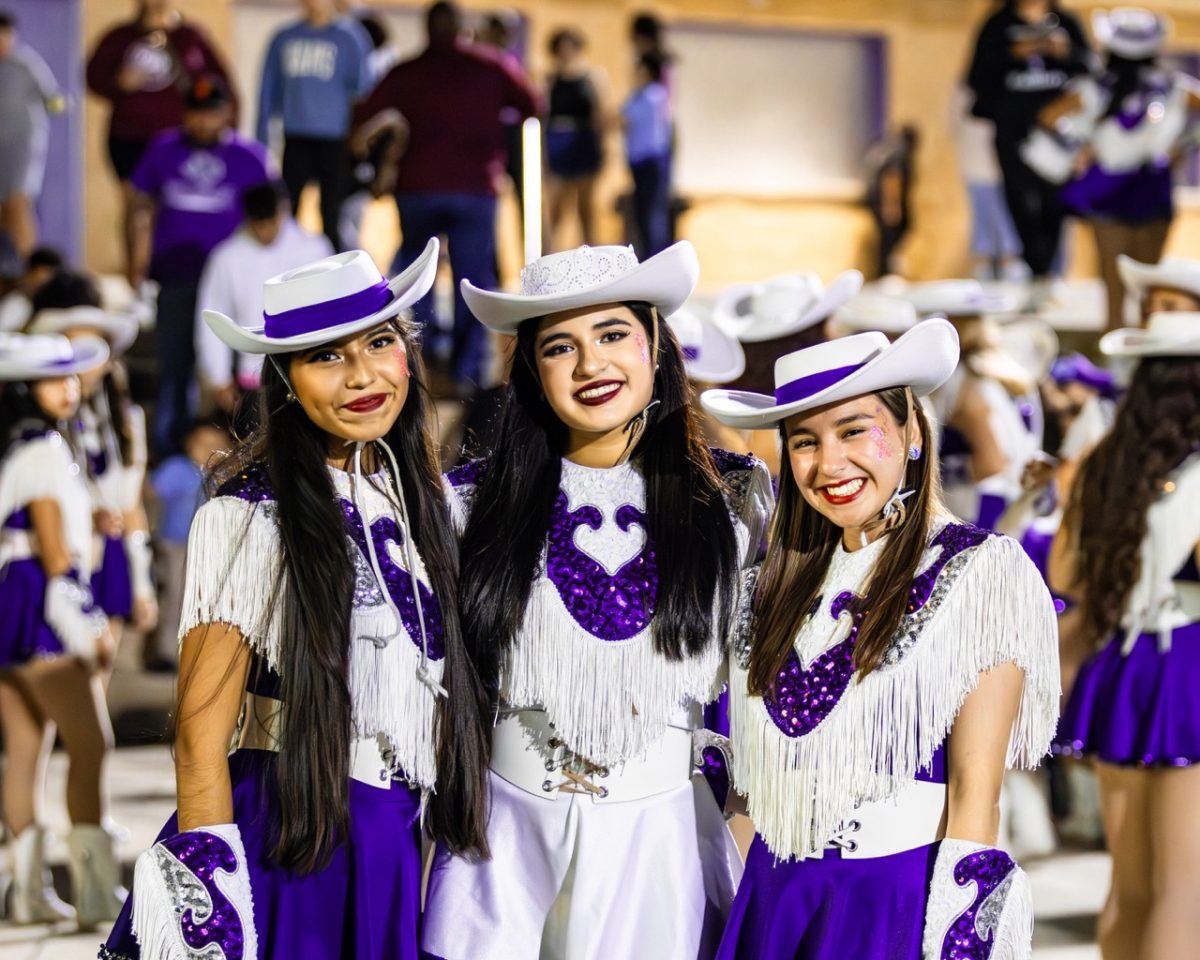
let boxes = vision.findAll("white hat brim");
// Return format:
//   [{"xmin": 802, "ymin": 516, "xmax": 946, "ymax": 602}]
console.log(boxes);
[
  {"xmin": 462, "ymin": 242, "xmax": 699, "ymax": 335},
  {"xmin": 700, "ymin": 318, "xmax": 959, "ymax": 429},
  {"xmin": 683, "ymin": 314, "xmax": 745, "ymax": 384},
  {"xmin": 1093, "ymin": 11, "xmax": 1166, "ymax": 59},
  {"xmin": 717, "ymin": 270, "xmax": 865, "ymax": 344},
  {"xmin": 1100, "ymin": 327, "xmax": 1200, "ymax": 358},
  {"xmin": 202, "ymin": 237, "xmax": 439, "ymax": 355},
  {"xmin": 1116, "ymin": 254, "xmax": 1200, "ymax": 302},
  {"xmin": 27, "ymin": 308, "xmax": 139, "ymax": 356},
  {"xmin": 0, "ymin": 334, "xmax": 111, "ymax": 381}
]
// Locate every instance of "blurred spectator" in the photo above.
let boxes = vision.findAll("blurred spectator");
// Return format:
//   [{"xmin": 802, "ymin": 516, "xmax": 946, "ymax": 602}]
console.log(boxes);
[
  {"xmin": 128, "ymin": 74, "xmax": 271, "ymax": 455},
  {"xmin": 545, "ymin": 28, "xmax": 609, "ymax": 249},
  {"xmin": 966, "ymin": 0, "xmax": 1091, "ymax": 306},
  {"xmin": 863, "ymin": 124, "xmax": 918, "ymax": 279},
  {"xmin": 256, "ymin": 0, "xmax": 372, "ymax": 253},
  {"xmin": 0, "ymin": 245, "xmax": 62, "ymax": 332},
  {"xmin": 0, "ymin": 11, "xmax": 65, "ymax": 257},
  {"xmin": 147, "ymin": 417, "xmax": 229, "ymax": 670},
  {"xmin": 86, "ymin": 0, "xmax": 236, "ymax": 274},
  {"xmin": 355, "ymin": 0, "xmax": 539, "ymax": 391},
  {"xmin": 477, "ymin": 11, "xmax": 527, "ymax": 212},
  {"xmin": 622, "ymin": 51, "xmax": 672, "ymax": 258},
  {"xmin": 196, "ymin": 179, "xmax": 332, "ymax": 414}
]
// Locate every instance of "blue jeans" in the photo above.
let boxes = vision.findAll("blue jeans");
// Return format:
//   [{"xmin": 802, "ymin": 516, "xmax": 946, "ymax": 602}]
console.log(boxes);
[
  {"xmin": 394, "ymin": 192, "xmax": 497, "ymax": 389},
  {"xmin": 629, "ymin": 155, "xmax": 671, "ymax": 258}
]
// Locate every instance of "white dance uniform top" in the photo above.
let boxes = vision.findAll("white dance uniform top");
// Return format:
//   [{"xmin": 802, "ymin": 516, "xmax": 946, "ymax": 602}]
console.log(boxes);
[
  {"xmin": 423, "ymin": 450, "xmax": 772, "ymax": 960},
  {"xmin": 180, "ymin": 463, "xmax": 445, "ymax": 790},
  {"xmin": 730, "ymin": 518, "xmax": 1059, "ymax": 862}
]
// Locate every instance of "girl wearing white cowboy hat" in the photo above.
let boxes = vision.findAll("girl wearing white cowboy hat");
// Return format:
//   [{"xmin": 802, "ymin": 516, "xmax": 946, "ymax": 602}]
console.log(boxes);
[
  {"xmin": 0, "ymin": 331, "xmax": 128, "ymax": 929},
  {"xmin": 712, "ymin": 268, "xmax": 864, "ymax": 476},
  {"xmin": 26, "ymin": 270, "xmax": 157, "ymax": 671},
  {"xmin": 103, "ymin": 240, "xmax": 491, "ymax": 960},
  {"xmin": 700, "ymin": 319, "xmax": 1059, "ymax": 960},
  {"xmin": 1118, "ymin": 253, "xmax": 1200, "ymax": 325},
  {"xmin": 900, "ymin": 279, "xmax": 1047, "ymax": 533},
  {"xmin": 667, "ymin": 302, "xmax": 752, "ymax": 456},
  {"xmin": 1030, "ymin": 7, "xmax": 1200, "ymax": 331},
  {"xmin": 1051, "ymin": 310, "xmax": 1200, "ymax": 959},
  {"xmin": 423, "ymin": 241, "xmax": 773, "ymax": 960}
]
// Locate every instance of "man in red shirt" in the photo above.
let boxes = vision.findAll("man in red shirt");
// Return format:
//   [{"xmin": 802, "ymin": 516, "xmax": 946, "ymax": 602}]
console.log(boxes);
[{"xmin": 355, "ymin": 1, "xmax": 539, "ymax": 392}]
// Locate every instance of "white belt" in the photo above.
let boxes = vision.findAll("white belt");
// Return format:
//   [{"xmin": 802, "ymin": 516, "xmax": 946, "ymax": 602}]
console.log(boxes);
[
  {"xmin": 237, "ymin": 694, "xmax": 396, "ymax": 789},
  {"xmin": 1, "ymin": 529, "xmax": 34, "ymax": 563},
  {"xmin": 825, "ymin": 779, "xmax": 947, "ymax": 859},
  {"xmin": 490, "ymin": 710, "xmax": 694, "ymax": 804}
]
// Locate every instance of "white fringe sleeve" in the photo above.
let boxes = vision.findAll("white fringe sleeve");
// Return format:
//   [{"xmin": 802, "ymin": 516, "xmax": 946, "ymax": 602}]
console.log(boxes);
[
  {"xmin": 177, "ymin": 496, "xmax": 285, "ymax": 668},
  {"xmin": 0, "ymin": 434, "xmax": 77, "ymax": 513}
]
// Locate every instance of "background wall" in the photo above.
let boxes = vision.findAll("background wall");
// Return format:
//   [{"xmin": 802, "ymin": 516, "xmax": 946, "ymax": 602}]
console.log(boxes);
[{"xmin": 78, "ymin": 0, "xmax": 1200, "ymax": 294}]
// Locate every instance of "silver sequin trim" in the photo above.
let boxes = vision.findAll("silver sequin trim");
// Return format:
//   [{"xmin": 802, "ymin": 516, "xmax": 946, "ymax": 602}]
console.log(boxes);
[
  {"xmin": 733, "ymin": 567, "xmax": 760, "ymax": 669},
  {"xmin": 349, "ymin": 536, "xmax": 386, "ymax": 608},
  {"xmin": 976, "ymin": 871, "xmax": 1014, "ymax": 940},
  {"xmin": 148, "ymin": 847, "xmax": 226, "ymax": 960},
  {"xmin": 879, "ymin": 548, "xmax": 977, "ymax": 668}
]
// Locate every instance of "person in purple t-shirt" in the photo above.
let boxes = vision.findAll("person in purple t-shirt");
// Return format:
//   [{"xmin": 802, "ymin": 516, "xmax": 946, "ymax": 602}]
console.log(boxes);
[{"xmin": 128, "ymin": 74, "xmax": 272, "ymax": 455}]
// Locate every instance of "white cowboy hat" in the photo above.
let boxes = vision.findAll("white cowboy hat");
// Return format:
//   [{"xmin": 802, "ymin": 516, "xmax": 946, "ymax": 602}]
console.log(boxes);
[
  {"xmin": 1117, "ymin": 255, "xmax": 1200, "ymax": 303},
  {"xmin": 1093, "ymin": 7, "xmax": 1168, "ymax": 60},
  {"xmin": 712, "ymin": 270, "xmax": 864, "ymax": 344},
  {"xmin": 461, "ymin": 242, "xmax": 697, "ymax": 335},
  {"xmin": 666, "ymin": 304, "xmax": 745, "ymax": 384},
  {"xmin": 26, "ymin": 305, "xmax": 139, "ymax": 356},
  {"xmin": 1000, "ymin": 317, "xmax": 1061, "ymax": 379},
  {"xmin": 202, "ymin": 238, "xmax": 439, "ymax": 355},
  {"xmin": 898, "ymin": 279, "xmax": 1020, "ymax": 319},
  {"xmin": 1100, "ymin": 310, "xmax": 1200, "ymax": 357},
  {"xmin": 0, "ymin": 332, "xmax": 110, "ymax": 381},
  {"xmin": 700, "ymin": 318, "xmax": 959, "ymax": 430},
  {"xmin": 829, "ymin": 292, "xmax": 919, "ymax": 337}
]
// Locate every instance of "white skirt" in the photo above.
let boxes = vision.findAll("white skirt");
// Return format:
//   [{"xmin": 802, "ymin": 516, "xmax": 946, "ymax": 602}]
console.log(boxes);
[{"xmin": 422, "ymin": 771, "xmax": 742, "ymax": 960}]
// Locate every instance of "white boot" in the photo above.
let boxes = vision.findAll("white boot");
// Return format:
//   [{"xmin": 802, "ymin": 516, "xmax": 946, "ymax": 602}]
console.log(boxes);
[
  {"xmin": 67, "ymin": 824, "xmax": 126, "ymax": 930},
  {"xmin": 9, "ymin": 825, "xmax": 75, "ymax": 924}
]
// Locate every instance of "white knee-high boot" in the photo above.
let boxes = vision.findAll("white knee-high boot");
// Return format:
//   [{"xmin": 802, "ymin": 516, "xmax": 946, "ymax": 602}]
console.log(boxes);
[
  {"xmin": 67, "ymin": 824, "xmax": 126, "ymax": 930},
  {"xmin": 9, "ymin": 825, "xmax": 76, "ymax": 924}
]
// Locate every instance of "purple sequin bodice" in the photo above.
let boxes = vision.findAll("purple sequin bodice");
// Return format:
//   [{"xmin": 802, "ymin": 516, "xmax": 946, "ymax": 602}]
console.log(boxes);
[
  {"xmin": 941, "ymin": 847, "xmax": 1018, "ymax": 959},
  {"xmin": 158, "ymin": 831, "xmax": 249, "ymax": 960},
  {"xmin": 763, "ymin": 523, "xmax": 992, "ymax": 738}
]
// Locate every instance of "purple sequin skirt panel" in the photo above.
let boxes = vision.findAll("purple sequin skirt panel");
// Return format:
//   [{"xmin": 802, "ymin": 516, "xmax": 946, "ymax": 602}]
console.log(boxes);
[
  {"xmin": 0, "ymin": 558, "xmax": 65, "ymax": 666},
  {"xmin": 103, "ymin": 749, "xmax": 424, "ymax": 960},
  {"xmin": 1055, "ymin": 621, "xmax": 1200, "ymax": 767},
  {"xmin": 92, "ymin": 534, "xmax": 134, "ymax": 620},
  {"xmin": 715, "ymin": 836, "xmax": 938, "ymax": 960}
]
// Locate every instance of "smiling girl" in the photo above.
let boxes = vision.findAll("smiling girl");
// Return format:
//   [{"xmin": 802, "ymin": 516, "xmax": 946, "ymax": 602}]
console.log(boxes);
[
  {"xmin": 422, "ymin": 242, "xmax": 772, "ymax": 960},
  {"xmin": 102, "ymin": 242, "xmax": 490, "ymax": 960},
  {"xmin": 701, "ymin": 318, "xmax": 1060, "ymax": 960}
]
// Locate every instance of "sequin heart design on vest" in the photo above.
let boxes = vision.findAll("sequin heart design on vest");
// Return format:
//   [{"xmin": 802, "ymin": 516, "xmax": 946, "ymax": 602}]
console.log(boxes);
[
  {"xmin": 156, "ymin": 831, "xmax": 249, "ymax": 960},
  {"xmin": 941, "ymin": 848, "xmax": 1018, "ymax": 959},
  {"xmin": 339, "ymin": 498, "xmax": 445, "ymax": 660},
  {"xmin": 763, "ymin": 522, "xmax": 990, "ymax": 738},
  {"xmin": 545, "ymin": 491, "xmax": 657, "ymax": 641}
]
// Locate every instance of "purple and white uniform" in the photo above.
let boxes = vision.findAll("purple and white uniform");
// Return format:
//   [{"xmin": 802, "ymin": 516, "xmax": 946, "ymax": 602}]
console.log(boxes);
[
  {"xmin": 423, "ymin": 450, "xmax": 772, "ymax": 960},
  {"xmin": 719, "ymin": 520, "xmax": 1059, "ymax": 960}
]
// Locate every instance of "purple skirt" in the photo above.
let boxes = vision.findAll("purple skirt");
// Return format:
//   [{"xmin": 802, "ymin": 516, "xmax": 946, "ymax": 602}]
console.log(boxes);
[
  {"xmin": 102, "ymin": 749, "xmax": 424, "ymax": 960},
  {"xmin": 1055, "ymin": 622, "xmax": 1200, "ymax": 767},
  {"xmin": 0, "ymin": 557, "xmax": 65, "ymax": 667},
  {"xmin": 716, "ymin": 836, "xmax": 938, "ymax": 960},
  {"xmin": 92, "ymin": 534, "xmax": 134, "ymax": 620}
]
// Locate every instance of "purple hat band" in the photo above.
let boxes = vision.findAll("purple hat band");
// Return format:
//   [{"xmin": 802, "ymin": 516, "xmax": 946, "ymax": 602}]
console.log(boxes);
[
  {"xmin": 262, "ymin": 279, "xmax": 394, "ymax": 339},
  {"xmin": 774, "ymin": 361, "xmax": 867, "ymax": 406}
]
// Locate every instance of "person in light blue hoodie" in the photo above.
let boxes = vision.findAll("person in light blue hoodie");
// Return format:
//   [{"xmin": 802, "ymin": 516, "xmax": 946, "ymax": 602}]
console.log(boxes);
[{"xmin": 256, "ymin": 0, "xmax": 371, "ymax": 252}]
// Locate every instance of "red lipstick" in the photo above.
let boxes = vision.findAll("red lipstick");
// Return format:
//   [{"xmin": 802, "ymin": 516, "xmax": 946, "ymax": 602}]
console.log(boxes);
[
  {"xmin": 819, "ymin": 478, "xmax": 867, "ymax": 505},
  {"xmin": 344, "ymin": 393, "xmax": 388, "ymax": 413},
  {"xmin": 573, "ymin": 380, "xmax": 624, "ymax": 407}
]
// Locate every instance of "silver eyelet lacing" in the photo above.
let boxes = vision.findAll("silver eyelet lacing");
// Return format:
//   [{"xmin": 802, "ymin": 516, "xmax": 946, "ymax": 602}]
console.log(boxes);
[{"xmin": 827, "ymin": 817, "xmax": 862, "ymax": 853}]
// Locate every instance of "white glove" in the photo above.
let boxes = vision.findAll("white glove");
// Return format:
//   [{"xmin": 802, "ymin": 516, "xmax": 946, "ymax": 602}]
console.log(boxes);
[
  {"xmin": 125, "ymin": 530, "xmax": 154, "ymax": 601},
  {"xmin": 131, "ymin": 822, "xmax": 258, "ymax": 960},
  {"xmin": 922, "ymin": 838, "xmax": 1033, "ymax": 960},
  {"xmin": 44, "ymin": 575, "xmax": 107, "ymax": 661}
]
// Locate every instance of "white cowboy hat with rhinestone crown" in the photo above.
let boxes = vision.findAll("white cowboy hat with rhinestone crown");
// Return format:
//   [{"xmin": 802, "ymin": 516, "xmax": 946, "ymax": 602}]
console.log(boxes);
[
  {"xmin": 700, "ymin": 317, "xmax": 959, "ymax": 430},
  {"xmin": 0, "ymin": 332, "xmax": 110, "ymax": 381},
  {"xmin": 1117, "ymin": 254, "xmax": 1200, "ymax": 304},
  {"xmin": 202, "ymin": 238, "xmax": 439, "ymax": 355},
  {"xmin": 1101, "ymin": 310, "xmax": 1200, "ymax": 357},
  {"xmin": 712, "ymin": 270, "xmax": 864, "ymax": 344},
  {"xmin": 27, "ymin": 305, "xmax": 139, "ymax": 356},
  {"xmin": 461, "ymin": 241, "xmax": 698, "ymax": 335},
  {"xmin": 1093, "ymin": 7, "xmax": 1169, "ymax": 59},
  {"xmin": 666, "ymin": 304, "xmax": 745, "ymax": 384}
]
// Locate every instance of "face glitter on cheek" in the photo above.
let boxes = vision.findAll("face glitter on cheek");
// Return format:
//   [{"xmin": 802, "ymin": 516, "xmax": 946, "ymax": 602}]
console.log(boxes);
[
  {"xmin": 868, "ymin": 425, "xmax": 892, "ymax": 462},
  {"xmin": 634, "ymin": 332, "xmax": 650, "ymax": 365},
  {"xmin": 395, "ymin": 346, "xmax": 409, "ymax": 378}
]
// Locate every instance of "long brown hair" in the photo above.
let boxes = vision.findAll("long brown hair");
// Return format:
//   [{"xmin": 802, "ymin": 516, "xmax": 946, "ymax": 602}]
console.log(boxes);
[
  {"xmin": 748, "ymin": 387, "xmax": 940, "ymax": 695},
  {"xmin": 1065, "ymin": 355, "xmax": 1200, "ymax": 646}
]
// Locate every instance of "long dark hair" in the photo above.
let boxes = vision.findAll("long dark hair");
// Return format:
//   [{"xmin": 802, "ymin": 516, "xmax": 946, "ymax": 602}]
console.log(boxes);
[
  {"xmin": 1101, "ymin": 53, "xmax": 1154, "ymax": 122},
  {"xmin": 0, "ymin": 381, "xmax": 56, "ymax": 459},
  {"xmin": 458, "ymin": 302, "xmax": 740, "ymax": 696},
  {"xmin": 748, "ymin": 387, "xmax": 939, "ymax": 694},
  {"xmin": 207, "ymin": 317, "xmax": 490, "ymax": 870},
  {"xmin": 1066, "ymin": 356, "xmax": 1200, "ymax": 646}
]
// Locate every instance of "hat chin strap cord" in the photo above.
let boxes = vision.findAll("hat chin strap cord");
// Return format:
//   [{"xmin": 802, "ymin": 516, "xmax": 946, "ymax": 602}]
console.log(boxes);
[{"xmin": 857, "ymin": 388, "xmax": 917, "ymax": 550}]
